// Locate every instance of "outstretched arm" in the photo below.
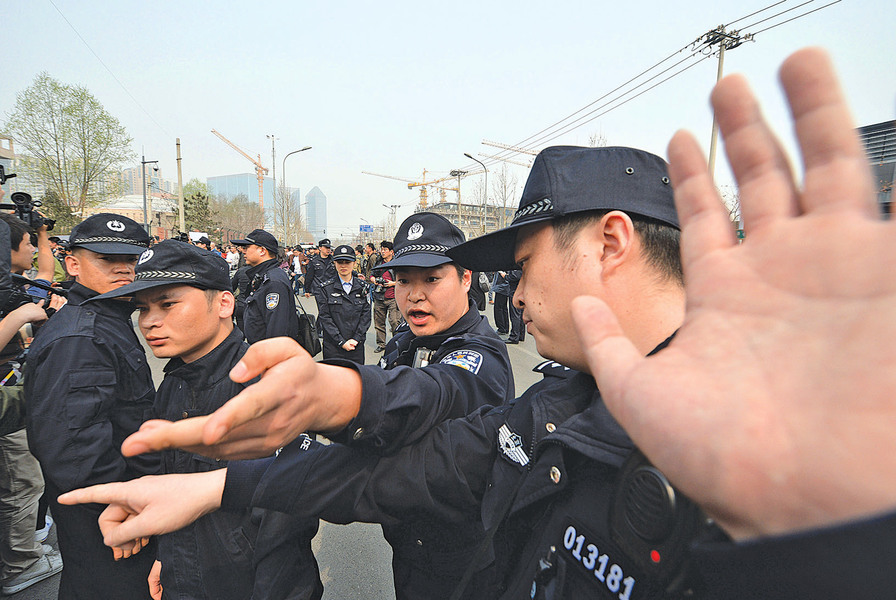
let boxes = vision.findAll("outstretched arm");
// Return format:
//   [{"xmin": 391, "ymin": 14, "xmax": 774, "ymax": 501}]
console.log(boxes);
[
  {"xmin": 57, "ymin": 470, "xmax": 227, "ymax": 548},
  {"xmin": 572, "ymin": 47, "xmax": 893, "ymax": 542}
]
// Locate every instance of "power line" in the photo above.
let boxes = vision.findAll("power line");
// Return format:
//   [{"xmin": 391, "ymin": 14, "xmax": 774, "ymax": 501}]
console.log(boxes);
[
  {"xmin": 522, "ymin": 54, "xmax": 714, "ymax": 151},
  {"xmin": 48, "ymin": 0, "xmax": 171, "ymax": 139},
  {"xmin": 518, "ymin": 52, "xmax": 711, "ymax": 151},
  {"xmin": 747, "ymin": 0, "xmax": 842, "ymax": 36},
  {"xmin": 725, "ymin": 0, "xmax": 790, "ymax": 27},
  {"xmin": 497, "ymin": 44, "xmax": 702, "ymax": 156},
  {"xmin": 738, "ymin": 0, "xmax": 817, "ymax": 31}
]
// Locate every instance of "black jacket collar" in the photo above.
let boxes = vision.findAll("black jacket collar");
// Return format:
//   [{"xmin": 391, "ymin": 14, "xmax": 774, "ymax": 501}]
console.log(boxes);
[
  {"xmin": 246, "ymin": 258, "xmax": 280, "ymax": 281},
  {"xmin": 73, "ymin": 282, "xmax": 136, "ymax": 318},
  {"xmin": 162, "ymin": 327, "xmax": 246, "ymax": 389}
]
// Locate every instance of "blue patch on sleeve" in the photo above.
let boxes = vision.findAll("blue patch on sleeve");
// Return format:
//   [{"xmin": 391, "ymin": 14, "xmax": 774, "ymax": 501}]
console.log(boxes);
[{"xmin": 439, "ymin": 350, "xmax": 483, "ymax": 374}]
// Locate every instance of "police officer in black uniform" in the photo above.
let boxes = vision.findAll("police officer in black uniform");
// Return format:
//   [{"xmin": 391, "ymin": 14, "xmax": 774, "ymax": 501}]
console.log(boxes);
[
  {"xmin": 302, "ymin": 238, "xmax": 334, "ymax": 298},
  {"xmin": 223, "ymin": 148, "xmax": 701, "ymax": 599},
  {"xmin": 25, "ymin": 213, "xmax": 159, "ymax": 600},
  {"xmin": 314, "ymin": 244, "xmax": 370, "ymax": 364},
  {"xmin": 216, "ymin": 213, "xmax": 517, "ymax": 599},
  {"xmin": 231, "ymin": 228, "xmax": 298, "ymax": 344}
]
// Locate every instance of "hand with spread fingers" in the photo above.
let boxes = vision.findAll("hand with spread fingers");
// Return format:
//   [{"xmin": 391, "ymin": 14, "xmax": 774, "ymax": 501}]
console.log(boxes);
[
  {"xmin": 572, "ymin": 47, "xmax": 894, "ymax": 541},
  {"xmin": 119, "ymin": 337, "xmax": 362, "ymax": 461},
  {"xmin": 57, "ymin": 470, "xmax": 227, "ymax": 549}
]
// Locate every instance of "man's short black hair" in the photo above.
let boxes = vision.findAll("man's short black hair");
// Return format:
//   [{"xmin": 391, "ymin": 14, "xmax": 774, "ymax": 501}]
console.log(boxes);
[
  {"xmin": 380, "ymin": 241, "xmax": 394, "ymax": 251},
  {"xmin": 366, "ymin": 242, "xmax": 376, "ymax": 252},
  {"xmin": 0, "ymin": 213, "xmax": 34, "ymax": 251},
  {"xmin": 552, "ymin": 210, "xmax": 682, "ymax": 285}
]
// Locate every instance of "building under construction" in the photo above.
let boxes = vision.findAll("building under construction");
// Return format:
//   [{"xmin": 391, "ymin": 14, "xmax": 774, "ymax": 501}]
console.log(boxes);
[
  {"xmin": 420, "ymin": 201, "xmax": 517, "ymax": 239},
  {"xmin": 858, "ymin": 120, "xmax": 896, "ymax": 218}
]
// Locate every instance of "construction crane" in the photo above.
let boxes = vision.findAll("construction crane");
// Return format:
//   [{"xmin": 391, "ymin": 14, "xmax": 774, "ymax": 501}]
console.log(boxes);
[
  {"xmin": 211, "ymin": 129, "xmax": 269, "ymax": 211},
  {"xmin": 477, "ymin": 152, "xmax": 533, "ymax": 169},
  {"xmin": 481, "ymin": 139, "xmax": 539, "ymax": 156},
  {"xmin": 362, "ymin": 169, "xmax": 457, "ymax": 210}
]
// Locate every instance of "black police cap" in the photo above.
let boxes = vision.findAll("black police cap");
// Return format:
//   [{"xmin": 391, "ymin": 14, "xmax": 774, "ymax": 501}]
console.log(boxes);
[
  {"xmin": 318, "ymin": 238, "xmax": 332, "ymax": 248},
  {"xmin": 91, "ymin": 240, "xmax": 232, "ymax": 301},
  {"xmin": 332, "ymin": 245, "xmax": 355, "ymax": 261},
  {"xmin": 447, "ymin": 146, "xmax": 678, "ymax": 271},
  {"xmin": 69, "ymin": 213, "xmax": 150, "ymax": 255},
  {"xmin": 373, "ymin": 212, "xmax": 466, "ymax": 272},
  {"xmin": 231, "ymin": 229, "xmax": 279, "ymax": 254}
]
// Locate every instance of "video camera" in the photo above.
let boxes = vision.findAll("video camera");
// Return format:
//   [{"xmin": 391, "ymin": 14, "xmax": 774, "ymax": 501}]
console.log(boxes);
[{"xmin": 0, "ymin": 165, "xmax": 56, "ymax": 231}]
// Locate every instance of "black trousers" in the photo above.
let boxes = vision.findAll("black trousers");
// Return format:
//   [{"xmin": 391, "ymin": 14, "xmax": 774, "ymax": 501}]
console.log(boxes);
[
  {"xmin": 493, "ymin": 293, "xmax": 510, "ymax": 334},
  {"xmin": 322, "ymin": 337, "xmax": 365, "ymax": 365},
  {"xmin": 48, "ymin": 483, "xmax": 155, "ymax": 600},
  {"xmin": 509, "ymin": 302, "xmax": 526, "ymax": 342}
]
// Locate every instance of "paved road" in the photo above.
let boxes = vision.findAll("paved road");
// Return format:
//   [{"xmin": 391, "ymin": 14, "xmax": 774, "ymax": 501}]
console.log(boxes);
[{"xmin": 5, "ymin": 297, "xmax": 545, "ymax": 599}]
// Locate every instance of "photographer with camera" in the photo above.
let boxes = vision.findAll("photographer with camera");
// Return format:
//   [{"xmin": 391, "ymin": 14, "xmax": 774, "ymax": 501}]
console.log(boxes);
[
  {"xmin": 369, "ymin": 240, "xmax": 401, "ymax": 352},
  {"xmin": 0, "ymin": 198, "xmax": 67, "ymax": 594}
]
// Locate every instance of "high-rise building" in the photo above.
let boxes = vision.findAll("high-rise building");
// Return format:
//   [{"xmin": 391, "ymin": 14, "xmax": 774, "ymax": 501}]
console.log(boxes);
[
  {"xmin": 207, "ymin": 173, "xmax": 274, "ymax": 207},
  {"xmin": 305, "ymin": 186, "xmax": 327, "ymax": 241},
  {"xmin": 119, "ymin": 165, "xmax": 174, "ymax": 198}
]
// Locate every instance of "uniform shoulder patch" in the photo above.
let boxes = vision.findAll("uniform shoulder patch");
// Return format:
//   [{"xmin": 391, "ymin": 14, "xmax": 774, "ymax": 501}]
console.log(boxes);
[
  {"xmin": 439, "ymin": 349, "xmax": 483, "ymax": 374},
  {"xmin": 265, "ymin": 292, "xmax": 280, "ymax": 309}
]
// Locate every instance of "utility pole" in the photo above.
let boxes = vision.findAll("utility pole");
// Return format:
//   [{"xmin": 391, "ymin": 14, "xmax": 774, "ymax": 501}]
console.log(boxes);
[
  {"xmin": 382, "ymin": 203, "xmax": 400, "ymax": 239},
  {"xmin": 699, "ymin": 25, "xmax": 753, "ymax": 180},
  {"xmin": 141, "ymin": 153, "xmax": 158, "ymax": 233},
  {"xmin": 450, "ymin": 169, "xmax": 466, "ymax": 232},
  {"xmin": 176, "ymin": 138, "xmax": 185, "ymax": 234},
  {"xmin": 267, "ymin": 134, "xmax": 277, "ymax": 226}
]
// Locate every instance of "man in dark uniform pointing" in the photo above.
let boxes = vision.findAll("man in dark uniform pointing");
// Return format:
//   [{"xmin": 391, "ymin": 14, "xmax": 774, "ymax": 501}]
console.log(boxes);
[{"xmin": 231, "ymin": 228, "xmax": 298, "ymax": 344}]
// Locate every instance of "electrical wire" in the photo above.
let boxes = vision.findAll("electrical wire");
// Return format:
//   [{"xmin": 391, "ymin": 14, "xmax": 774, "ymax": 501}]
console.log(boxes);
[
  {"xmin": 48, "ymin": 0, "xmax": 171, "ymax": 138},
  {"xmin": 522, "ymin": 54, "xmax": 714, "ymax": 151},
  {"xmin": 737, "ymin": 0, "xmax": 816, "ymax": 31},
  {"xmin": 465, "ymin": 41, "xmax": 714, "ymax": 172},
  {"xmin": 747, "ymin": 0, "xmax": 842, "ymax": 36},
  {"xmin": 516, "ymin": 51, "xmax": 712, "ymax": 153},
  {"xmin": 725, "ymin": 0, "xmax": 790, "ymax": 27}
]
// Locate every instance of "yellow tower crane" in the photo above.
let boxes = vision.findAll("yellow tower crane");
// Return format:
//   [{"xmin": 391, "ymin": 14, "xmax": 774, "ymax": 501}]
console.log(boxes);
[{"xmin": 211, "ymin": 129, "xmax": 269, "ymax": 211}]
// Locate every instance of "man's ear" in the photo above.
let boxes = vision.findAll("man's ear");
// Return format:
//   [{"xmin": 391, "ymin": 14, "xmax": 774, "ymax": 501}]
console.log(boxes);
[
  {"xmin": 218, "ymin": 291, "xmax": 235, "ymax": 319},
  {"xmin": 597, "ymin": 211, "xmax": 636, "ymax": 274},
  {"xmin": 64, "ymin": 253, "xmax": 81, "ymax": 277},
  {"xmin": 461, "ymin": 269, "xmax": 472, "ymax": 292}
]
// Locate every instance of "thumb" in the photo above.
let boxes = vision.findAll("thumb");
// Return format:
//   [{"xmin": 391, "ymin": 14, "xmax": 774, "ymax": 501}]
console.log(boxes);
[
  {"xmin": 570, "ymin": 296, "xmax": 643, "ymax": 420},
  {"xmin": 229, "ymin": 337, "xmax": 304, "ymax": 382}
]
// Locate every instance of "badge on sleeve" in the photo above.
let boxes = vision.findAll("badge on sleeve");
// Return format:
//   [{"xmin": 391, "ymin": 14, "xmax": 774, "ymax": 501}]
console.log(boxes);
[
  {"xmin": 265, "ymin": 293, "xmax": 280, "ymax": 309},
  {"xmin": 498, "ymin": 424, "xmax": 529, "ymax": 467},
  {"xmin": 439, "ymin": 349, "xmax": 483, "ymax": 374}
]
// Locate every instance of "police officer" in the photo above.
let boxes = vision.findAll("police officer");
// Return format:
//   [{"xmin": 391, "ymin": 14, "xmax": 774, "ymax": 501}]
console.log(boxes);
[
  {"xmin": 25, "ymin": 213, "xmax": 158, "ymax": 600},
  {"xmin": 302, "ymin": 238, "xmax": 334, "ymax": 297},
  {"xmin": 231, "ymin": 228, "xmax": 298, "ymax": 344},
  {"xmin": 314, "ymin": 244, "xmax": 370, "ymax": 364},
  {"xmin": 94, "ymin": 240, "xmax": 320, "ymax": 600}
]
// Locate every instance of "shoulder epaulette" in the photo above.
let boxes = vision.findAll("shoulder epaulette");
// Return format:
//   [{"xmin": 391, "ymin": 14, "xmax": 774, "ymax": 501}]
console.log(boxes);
[{"xmin": 532, "ymin": 360, "xmax": 575, "ymax": 378}]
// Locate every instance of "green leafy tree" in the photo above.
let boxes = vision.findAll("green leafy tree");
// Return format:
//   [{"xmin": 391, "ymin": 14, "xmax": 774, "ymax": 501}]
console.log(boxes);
[
  {"xmin": 37, "ymin": 189, "xmax": 80, "ymax": 232},
  {"xmin": 184, "ymin": 189, "xmax": 215, "ymax": 234},
  {"xmin": 3, "ymin": 72, "xmax": 134, "ymax": 217}
]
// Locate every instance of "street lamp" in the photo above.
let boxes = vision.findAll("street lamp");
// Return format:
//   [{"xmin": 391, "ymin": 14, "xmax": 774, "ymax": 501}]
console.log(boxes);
[
  {"xmin": 280, "ymin": 146, "xmax": 312, "ymax": 243},
  {"xmin": 141, "ymin": 154, "xmax": 158, "ymax": 232},
  {"xmin": 464, "ymin": 153, "xmax": 488, "ymax": 234}
]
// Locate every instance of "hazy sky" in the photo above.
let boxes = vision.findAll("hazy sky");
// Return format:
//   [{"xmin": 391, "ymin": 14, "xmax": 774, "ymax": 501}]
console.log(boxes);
[{"xmin": 3, "ymin": 0, "xmax": 894, "ymax": 238}]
